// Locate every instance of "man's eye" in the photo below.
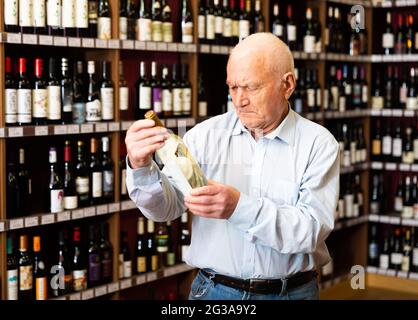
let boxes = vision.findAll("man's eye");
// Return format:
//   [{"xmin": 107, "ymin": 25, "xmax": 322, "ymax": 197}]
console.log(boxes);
[
  {"xmin": 247, "ymin": 85, "xmax": 259, "ymax": 91},
  {"xmin": 229, "ymin": 86, "xmax": 237, "ymax": 91}
]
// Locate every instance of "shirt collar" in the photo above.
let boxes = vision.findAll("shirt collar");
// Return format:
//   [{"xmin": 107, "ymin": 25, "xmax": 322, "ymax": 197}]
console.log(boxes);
[{"xmin": 231, "ymin": 108, "xmax": 295, "ymax": 146}]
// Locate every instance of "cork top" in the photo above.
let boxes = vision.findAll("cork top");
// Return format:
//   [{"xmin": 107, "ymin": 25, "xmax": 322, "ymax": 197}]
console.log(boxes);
[{"xmin": 144, "ymin": 110, "xmax": 164, "ymax": 128}]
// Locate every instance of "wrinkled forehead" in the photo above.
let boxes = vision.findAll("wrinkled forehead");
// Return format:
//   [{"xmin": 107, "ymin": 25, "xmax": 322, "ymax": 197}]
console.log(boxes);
[{"xmin": 227, "ymin": 53, "xmax": 274, "ymax": 83}]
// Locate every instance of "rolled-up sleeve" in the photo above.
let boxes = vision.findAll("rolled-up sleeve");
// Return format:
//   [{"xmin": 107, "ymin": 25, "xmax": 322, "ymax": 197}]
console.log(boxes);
[{"xmin": 228, "ymin": 133, "xmax": 340, "ymax": 254}]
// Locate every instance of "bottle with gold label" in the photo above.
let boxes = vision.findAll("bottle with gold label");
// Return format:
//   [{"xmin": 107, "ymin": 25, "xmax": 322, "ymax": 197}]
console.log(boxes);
[{"xmin": 18, "ymin": 235, "xmax": 33, "ymax": 300}]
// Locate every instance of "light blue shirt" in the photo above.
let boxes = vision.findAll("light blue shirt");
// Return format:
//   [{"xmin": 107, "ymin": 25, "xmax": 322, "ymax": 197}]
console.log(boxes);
[{"xmin": 126, "ymin": 109, "xmax": 340, "ymax": 279}]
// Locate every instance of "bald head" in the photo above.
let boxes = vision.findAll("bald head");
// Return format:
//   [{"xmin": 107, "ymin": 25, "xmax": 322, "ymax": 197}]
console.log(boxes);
[{"xmin": 228, "ymin": 33, "xmax": 294, "ymax": 79}]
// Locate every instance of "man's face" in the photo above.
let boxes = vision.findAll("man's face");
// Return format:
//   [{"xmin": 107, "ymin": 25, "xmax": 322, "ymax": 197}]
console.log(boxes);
[{"xmin": 226, "ymin": 55, "xmax": 286, "ymax": 131}]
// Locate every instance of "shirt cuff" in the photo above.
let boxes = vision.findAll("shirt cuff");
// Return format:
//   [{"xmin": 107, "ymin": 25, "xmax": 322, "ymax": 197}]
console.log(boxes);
[
  {"xmin": 227, "ymin": 192, "xmax": 260, "ymax": 232},
  {"xmin": 126, "ymin": 156, "xmax": 160, "ymax": 186}
]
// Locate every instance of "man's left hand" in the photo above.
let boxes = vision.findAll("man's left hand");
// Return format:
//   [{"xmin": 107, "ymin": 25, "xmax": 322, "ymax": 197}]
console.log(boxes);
[{"xmin": 184, "ymin": 180, "xmax": 240, "ymax": 219}]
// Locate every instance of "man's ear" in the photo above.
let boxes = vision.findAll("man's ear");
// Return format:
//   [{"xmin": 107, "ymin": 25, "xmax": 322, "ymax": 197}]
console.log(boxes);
[{"xmin": 282, "ymin": 72, "xmax": 296, "ymax": 101}]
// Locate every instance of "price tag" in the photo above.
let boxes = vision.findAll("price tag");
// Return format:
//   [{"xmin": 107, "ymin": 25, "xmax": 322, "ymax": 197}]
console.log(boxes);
[
  {"xmin": 95, "ymin": 285, "xmax": 108, "ymax": 297},
  {"xmin": 97, "ymin": 205, "xmax": 108, "ymax": 215},
  {"xmin": 95, "ymin": 39, "xmax": 108, "ymax": 48},
  {"xmin": 82, "ymin": 38, "xmax": 95, "ymax": 47},
  {"xmin": 380, "ymin": 215, "xmax": 390, "ymax": 223},
  {"xmin": 146, "ymin": 272, "xmax": 158, "ymax": 283},
  {"xmin": 95, "ymin": 123, "xmax": 108, "ymax": 132},
  {"xmin": 72, "ymin": 209, "xmax": 84, "ymax": 220},
  {"xmin": 25, "ymin": 216, "xmax": 39, "ymax": 228},
  {"xmin": 167, "ymin": 43, "xmax": 178, "ymax": 52},
  {"xmin": 81, "ymin": 124, "xmax": 94, "ymax": 133},
  {"xmin": 108, "ymin": 39, "xmax": 120, "ymax": 49},
  {"xmin": 220, "ymin": 46, "xmax": 229, "ymax": 55},
  {"xmin": 370, "ymin": 109, "xmax": 381, "ymax": 116},
  {"xmin": 371, "ymin": 55, "xmax": 382, "ymax": 63},
  {"xmin": 411, "ymin": 164, "xmax": 418, "ymax": 172},
  {"xmin": 368, "ymin": 214, "xmax": 379, "ymax": 222},
  {"xmin": 53, "ymin": 296, "xmax": 67, "ymax": 300},
  {"xmin": 178, "ymin": 43, "xmax": 188, "ymax": 52},
  {"xmin": 396, "ymin": 0, "xmax": 407, "ymax": 6},
  {"xmin": 187, "ymin": 44, "xmax": 197, "ymax": 52},
  {"xmin": 68, "ymin": 37, "xmax": 81, "ymax": 47},
  {"xmin": 211, "ymin": 45, "xmax": 220, "ymax": 54},
  {"xmin": 377, "ymin": 268, "xmax": 388, "ymax": 275},
  {"xmin": 8, "ymin": 127, "xmax": 23, "ymax": 137},
  {"xmin": 136, "ymin": 275, "xmax": 146, "ymax": 285},
  {"xmin": 410, "ymin": 219, "xmax": 418, "ymax": 226},
  {"xmin": 404, "ymin": 110, "xmax": 415, "ymax": 117},
  {"xmin": 41, "ymin": 214, "xmax": 55, "ymax": 225},
  {"xmin": 35, "ymin": 126, "xmax": 49, "ymax": 136},
  {"xmin": 9, "ymin": 218, "xmax": 24, "ymax": 230},
  {"xmin": 392, "ymin": 109, "xmax": 403, "ymax": 117},
  {"xmin": 400, "ymin": 164, "xmax": 411, "ymax": 171},
  {"xmin": 397, "ymin": 271, "xmax": 408, "ymax": 278},
  {"xmin": 389, "ymin": 216, "xmax": 401, "ymax": 225},
  {"xmin": 146, "ymin": 41, "xmax": 157, "ymax": 51},
  {"xmin": 109, "ymin": 122, "xmax": 120, "ymax": 131},
  {"xmin": 108, "ymin": 202, "xmax": 121, "ymax": 213},
  {"xmin": 185, "ymin": 118, "xmax": 196, "ymax": 127},
  {"xmin": 54, "ymin": 125, "xmax": 67, "ymax": 135},
  {"xmin": 122, "ymin": 40, "xmax": 134, "ymax": 49},
  {"xmin": 409, "ymin": 272, "xmax": 418, "ymax": 280},
  {"xmin": 157, "ymin": 42, "xmax": 167, "ymax": 51},
  {"xmin": 69, "ymin": 293, "xmax": 81, "ymax": 300},
  {"xmin": 107, "ymin": 282, "xmax": 120, "ymax": 293},
  {"xmin": 84, "ymin": 207, "xmax": 96, "ymax": 217},
  {"xmin": 122, "ymin": 121, "xmax": 134, "ymax": 131},
  {"xmin": 7, "ymin": 33, "xmax": 21, "ymax": 43},
  {"xmin": 407, "ymin": 0, "xmax": 417, "ymax": 6},
  {"xmin": 370, "ymin": 162, "xmax": 382, "ymax": 170},
  {"xmin": 23, "ymin": 34, "xmax": 37, "ymax": 45},
  {"xmin": 163, "ymin": 266, "xmax": 177, "ymax": 278},
  {"xmin": 382, "ymin": 109, "xmax": 392, "ymax": 116},
  {"xmin": 120, "ymin": 278, "xmax": 132, "ymax": 290},
  {"xmin": 200, "ymin": 44, "xmax": 210, "ymax": 53},
  {"xmin": 39, "ymin": 35, "xmax": 53, "ymax": 45},
  {"xmin": 386, "ymin": 269, "xmax": 396, "ymax": 277},
  {"xmin": 67, "ymin": 124, "xmax": 80, "ymax": 134},
  {"xmin": 82, "ymin": 289, "xmax": 95, "ymax": 300},
  {"xmin": 385, "ymin": 163, "xmax": 397, "ymax": 171},
  {"xmin": 54, "ymin": 36, "xmax": 67, "ymax": 46},
  {"xmin": 121, "ymin": 200, "xmax": 136, "ymax": 211},
  {"xmin": 0, "ymin": 221, "xmax": 5, "ymax": 232},
  {"xmin": 57, "ymin": 211, "xmax": 71, "ymax": 222},
  {"xmin": 135, "ymin": 41, "xmax": 146, "ymax": 50},
  {"xmin": 367, "ymin": 266, "xmax": 377, "ymax": 274},
  {"xmin": 166, "ymin": 119, "xmax": 177, "ymax": 128}
]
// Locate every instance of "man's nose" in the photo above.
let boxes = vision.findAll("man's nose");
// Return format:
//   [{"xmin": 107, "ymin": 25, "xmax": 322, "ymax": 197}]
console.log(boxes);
[{"xmin": 235, "ymin": 88, "xmax": 249, "ymax": 108}]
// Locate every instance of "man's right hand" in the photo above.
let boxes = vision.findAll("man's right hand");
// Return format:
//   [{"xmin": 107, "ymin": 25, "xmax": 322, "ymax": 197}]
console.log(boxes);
[{"xmin": 125, "ymin": 119, "xmax": 171, "ymax": 169}]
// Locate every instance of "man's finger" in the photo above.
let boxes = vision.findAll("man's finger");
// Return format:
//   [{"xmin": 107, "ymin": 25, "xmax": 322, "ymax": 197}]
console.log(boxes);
[
  {"xmin": 184, "ymin": 195, "xmax": 217, "ymax": 205},
  {"xmin": 130, "ymin": 127, "xmax": 169, "ymax": 142},
  {"xmin": 185, "ymin": 202, "xmax": 218, "ymax": 215},
  {"xmin": 190, "ymin": 185, "xmax": 218, "ymax": 196},
  {"xmin": 127, "ymin": 119, "xmax": 156, "ymax": 134}
]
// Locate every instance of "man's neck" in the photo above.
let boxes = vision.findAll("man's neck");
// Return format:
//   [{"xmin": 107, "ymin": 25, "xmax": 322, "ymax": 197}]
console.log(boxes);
[{"xmin": 249, "ymin": 106, "xmax": 290, "ymax": 141}]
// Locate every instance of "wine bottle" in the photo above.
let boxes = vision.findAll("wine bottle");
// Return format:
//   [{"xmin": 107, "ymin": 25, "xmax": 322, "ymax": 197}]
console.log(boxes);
[
  {"xmin": 181, "ymin": 0, "xmax": 193, "ymax": 43},
  {"xmin": 76, "ymin": 0, "xmax": 89, "ymax": 37},
  {"xmin": 86, "ymin": 61, "xmax": 102, "ymax": 122},
  {"xmin": 223, "ymin": 0, "xmax": 232, "ymax": 45},
  {"xmin": 49, "ymin": 147, "xmax": 64, "ymax": 213},
  {"xmin": 47, "ymin": 58, "xmax": 62, "ymax": 124},
  {"xmin": 88, "ymin": 225, "xmax": 102, "ymax": 287},
  {"xmin": 62, "ymin": 0, "xmax": 76, "ymax": 36},
  {"xmin": 73, "ymin": 61, "xmax": 87, "ymax": 124},
  {"xmin": 54, "ymin": 229, "xmax": 73, "ymax": 295},
  {"xmin": 120, "ymin": 158, "xmax": 128, "ymax": 200},
  {"xmin": 99, "ymin": 222, "xmax": 113, "ymax": 284},
  {"xmin": 20, "ymin": 0, "xmax": 34, "ymax": 33},
  {"xmin": 6, "ymin": 154, "xmax": 19, "ymax": 218},
  {"xmin": 162, "ymin": 0, "xmax": 173, "ymax": 42},
  {"xmin": 72, "ymin": 226, "xmax": 87, "ymax": 291},
  {"xmin": 138, "ymin": 0, "xmax": 152, "ymax": 41},
  {"xmin": 17, "ymin": 57, "xmax": 32, "ymax": 126},
  {"xmin": 64, "ymin": 140, "xmax": 78, "ymax": 210},
  {"xmin": 33, "ymin": 58, "xmax": 48, "ymax": 125},
  {"xmin": 402, "ymin": 176, "xmax": 414, "ymax": 219},
  {"xmin": 303, "ymin": 7, "xmax": 315, "ymax": 54},
  {"xmin": 271, "ymin": 3, "xmax": 283, "ymax": 41},
  {"xmin": 152, "ymin": 0, "xmax": 163, "ymax": 42},
  {"xmin": 146, "ymin": 219, "xmax": 158, "ymax": 272},
  {"xmin": 379, "ymin": 231, "xmax": 390, "ymax": 269},
  {"xmin": 119, "ymin": 61, "xmax": 129, "ymax": 115},
  {"xmin": 6, "ymin": 237, "xmax": 18, "ymax": 300},
  {"xmin": 5, "ymin": 57, "xmax": 17, "ymax": 126},
  {"xmin": 136, "ymin": 217, "xmax": 147, "ymax": 274},
  {"xmin": 18, "ymin": 235, "xmax": 33, "ymax": 300},
  {"xmin": 61, "ymin": 58, "xmax": 73, "ymax": 124},
  {"xmin": 97, "ymin": 0, "xmax": 111, "ymax": 39},
  {"xmin": 161, "ymin": 65, "xmax": 173, "ymax": 118},
  {"xmin": 151, "ymin": 61, "xmax": 163, "ymax": 117},
  {"xmin": 383, "ymin": 12, "xmax": 394, "ymax": 55},
  {"xmin": 89, "ymin": 137, "xmax": 103, "ymax": 205},
  {"xmin": 390, "ymin": 228, "xmax": 403, "ymax": 271},
  {"xmin": 285, "ymin": 4, "xmax": 297, "ymax": 51},
  {"xmin": 33, "ymin": 0, "xmax": 47, "ymax": 34},
  {"xmin": 119, "ymin": 0, "xmax": 128, "ymax": 39},
  {"xmin": 119, "ymin": 231, "xmax": 132, "ymax": 279},
  {"xmin": 17, "ymin": 148, "xmax": 31, "ymax": 217},
  {"xmin": 181, "ymin": 64, "xmax": 192, "ymax": 116},
  {"xmin": 47, "ymin": 0, "xmax": 62, "ymax": 36},
  {"xmin": 76, "ymin": 140, "xmax": 90, "ymax": 207},
  {"xmin": 156, "ymin": 222, "xmax": 169, "ymax": 268},
  {"xmin": 33, "ymin": 236, "xmax": 48, "ymax": 300},
  {"xmin": 100, "ymin": 61, "xmax": 114, "ymax": 121},
  {"xmin": 88, "ymin": 0, "xmax": 98, "ymax": 38},
  {"xmin": 402, "ymin": 229, "xmax": 412, "ymax": 272},
  {"xmin": 180, "ymin": 213, "xmax": 190, "ymax": 262},
  {"xmin": 101, "ymin": 136, "xmax": 114, "ymax": 203},
  {"xmin": 136, "ymin": 61, "xmax": 152, "ymax": 119},
  {"xmin": 127, "ymin": 0, "xmax": 137, "ymax": 40},
  {"xmin": 172, "ymin": 64, "xmax": 182, "ymax": 117},
  {"xmin": 403, "ymin": 127, "xmax": 414, "ymax": 164},
  {"xmin": 4, "ymin": 0, "xmax": 19, "ymax": 32},
  {"xmin": 253, "ymin": 0, "xmax": 264, "ymax": 33},
  {"xmin": 198, "ymin": 0, "xmax": 206, "ymax": 43},
  {"xmin": 166, "ymin": 221, "xmax": 175, "ymax": 266},
  {"xmin": 238, "ymin": 0, "xmax": 249, "ymax": 41}
]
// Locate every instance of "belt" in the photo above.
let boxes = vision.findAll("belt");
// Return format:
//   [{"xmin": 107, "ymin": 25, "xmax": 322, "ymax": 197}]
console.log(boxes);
[{"xmin": 200, "ymin": 269, "xmax": 317, "ymax": 295}]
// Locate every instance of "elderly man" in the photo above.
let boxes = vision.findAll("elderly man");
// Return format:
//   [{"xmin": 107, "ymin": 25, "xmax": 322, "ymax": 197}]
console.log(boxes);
[{"xmin": 125, "ymin": 33, "xmax": 339, "ymax": 300}]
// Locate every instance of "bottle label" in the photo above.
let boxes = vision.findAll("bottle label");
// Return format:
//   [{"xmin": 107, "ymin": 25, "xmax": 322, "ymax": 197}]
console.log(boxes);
[
  {"xmin": 89, "ymin": 254, "xmax": 101, "ymax": 282},
  {"xmin": 307, "ymin": 89, "xmax": 315, "ymax": 108},
  {"xmin": 344, "ymin": 194, "xmax": 354, "ymax": 218},
  {"xmin": 152, "ymin": 20, "xmax": 163, "ymax": 42},
  {"xmin": 35, "ymin": 277, "xmax": 48, "ymax": 300},
  {"xmin": 119, "ymin": 87, "xmax": 129, "ymax": 111},
  {"xmin": 206, "ymin": 14, "xmax": 215, "ymax": 40},
  {"xmin": 5, "ymin": 0, "xmax": 18, "ymax": 25},
  {"xmin": 316, "ymin": 89, "xmax": 321, "ymax": 108},
  {"xmin": 273, "ymin": 24, "xmax": 283, "ymax": 37},
  {"xmin": 393, "ymin": 138, "xmax": 402, "ymax": 157},
  {"xmin": 362, "ymin": 85, "xmax": 368, "ymax": 103},
  {"xmin": 391, "ymin": 253, "xmax": 403, "ymax": 265},
  {"xmin": 162, "ymin": 89, "xmax": 172, "ymax": 112},
  {"xmin": 19, "ymin": 0, "xmax": 33, "ymax": 27},
  {"xmin": 64, "ymin": 195, "xmax": 78, "ymax": 210},
  {"xmin": 100, "ymin": 87, "xmax": 114, "ymax": 120},
  {"xmin": 157, "ymin": 235, "xmax": 169, "ymax": 253},
  {"xmin": 139, "ymin": 85, "xmax": 152, "ymax": 110},
  {"xmin": 239, "ymin": 20, "xmax": 250, "ymax": 40},
  {"xmin": 72, "ymin": 102, "xmax": 86, "ymax": 124},
  {"xmin": 379, "ymin": 254, "xmax": 389, "ymax": 269},
  {"xmin": 33, "ymin": 89, "xmax": 48, "ymax": 118},
  {"xmin": 402, "ymin": 206, "xmax": 413, "ymax": 218},
  {"xmin": 183, "ymin": 88, "xmax": 192, "ymax": 113},
  {"xmin": 76, "ymin": 176, "xmax": 89, "ymax": 194},
  {"xmin": 198, "ymin": 15, "xmax": 206, "ymax": 39},
  {"xmin": 121, "ymin": 168, "xmax": 127, "ymax": 196},
  {"xmin": 182, "ymin": 21, "xmax": 193, "ymax": 43},
  {"xmin": 92, "ymin": 171, "xmax": 103, "ymax": 198},
  {"xmin": 303, "ymin": 35, "xmax": 315, "ymax": 53},
  {"xmin": 223, "ymin": 18, "xmax": 232, "ymax": 37},
  {"xmin": 152, "ymin": 87, "xmax": 163, "ymax": 114},
  {"xmin": 50, "ymin": 189, "xmax": 64, "ymax": 213},
  {"xmin": 173, "ymin": 88, "xmax": 183, "ymax": 114},
  {"xmin": 7, "ymin": 269, "xmax": 18, "ymax": 300},
  {"xmin": 17, "ymin": 89, "xmax": 32, "ymax": 124},
  {"xmin": 353, "ymin": 203, "xmax": 359, "ymax": 217},
  {"xmin": 232, "ymin": 19, "xmax": 239, "ymax": 38},
  {"xmin": 383, "ymin": 33, "xmax": 394, "ymax": 49},
  {"xmin": 47, "ymin": 85, "xmax": 61, "ymax": 120},
  {"xmin": 402, "ymin": 256, "xmax": 410, "ymax": 272},
  {"xmin": 382, "ymin": 136, "xmax": 392, "ymax": 155},
  {"xmin": 337, "ymin": 199, "xmax": 345, "ymax": 219},
  {"xmin": 330, "ymin": 86, "xmax": 339, "ymax": 110},
  {"xmin": 413, "ymin": 248, "xmax": 418, "ymax": 266},
  {"xmin": 167, "ymin": 252, "xmax": 176, "ymax": 266},
  {"xmin": 123, "ymin": 261, "xmax": 132, "ymax": 278},
  {"xmin": 103, "ymin": 170, "xmax": 114, "ymax": 193},
  {"xmin": 138, "ymin": 18, "xmax": 152, "ymax": 41},
  {"xmin": 321, "ymin": 259, "xmax": 333, "ymax": 276},
  {"xmin": 151, "ymin": 255, "xmax": 158, "ymax": 271},
  {"xmin": 287, "ymin": 25, "xmax": 297, "ymax": 42},
  {"xmin": 215, "ymin": 16, "xmax": 223, "ymax": 34},
  {"xmin": 33, "ymin": 0, "xmax": 46, "ymax": 27},
  {"xmin": 73, "ymin": 269, "xmax": 87, "ymax": 291},
  {"xmin": 369, "ymin": 243, "xmax": 378, "ymax": 259},
  {"xmin": 372, "ymin": 96, "xmax": 384, "ymax": 109},
  {"xmin": 198, "ymin": 101, "xmax": 207, "ymax": 117},
  {"xmin": 137, "ymin": 257, "xmax": 146, "ymax": 273},
  {"xmin": 5, "ymin": 88, "xmax": 17, "ymax": 124},
  {"xmin": 19, "ymin": 265, "xmax": 33, "ymax": 291},
  {"xmin": 370, "ymin": 201, "xmax": 379, "ymax": 215},
  {"xmin": 62, "ymin": 0, "xmax": 76, "ymax": 28},
  {"xmin": 97, "ymin": 17, "xmax": 111, "ymax": 40},
  {"xmin": 162, "ymin": 22, "xmax": 173, "ymax": 42},
  {"xmin": 86, "ymin": 99, "xmax": 102, "ymax": 121},
  {"xmin": 406, "ymin": 97, "xmax": 418, "ymax": 110},
  {"xmin": 120, "ymin": 17, "xmax": 128, "ymax": 40},
  {"xmin": 338, "ymin": 96, "xmax": 346, "ymax": 112},
  {"xmin": 181, "ymin": 245, "xmax": 189, "ymax": 262},
  {"xmin": 47, "ymin": 0, "xmax": 61, "ymax": 27},
  {"xmin": 75, "ymin": 0, "xmax": 88, "ymax": 28},
  {"xmin": 343, "ymin": 150, "xmax": 351, "ymax": 167},
  {"xmin": 372, "ymin": 140, "xmax": 381, "ymax": 156},
  {"xmin": 400, "ymin": 86, "xmax": 407, "ymax": 104},
  {"xmin": 403, "ymin": 151, "xmax": 414, "ymax": 164},
  {"xmin": 395, "ymin": 196, "xmax": 403, "ymax": 212}
]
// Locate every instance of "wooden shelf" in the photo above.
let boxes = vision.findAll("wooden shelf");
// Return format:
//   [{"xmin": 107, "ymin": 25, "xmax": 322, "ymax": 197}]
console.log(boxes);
[
  {"xmin": 50, "ymin": 263, "xmax": 195, "ymax": 300},
  {"xmin": 324, "ymin": 110, "xmax": 370, "ymax": 119},
  {"xmin": 367, "ymin": 267, "xmax": 418, "ymax": 288},
  {"xmin": 368, "ymin": 213, "xmax": 418, "ymax": 226},
  {"xmin": 372, "ymin": 0, "xmax": 417, "ymax": 8},
  {"xmin": 334, "ymin": 215, "xmax": 369, "ymax": 231},
  {"xmin": 340, "ymin": 162, "xmax": 370, "ymax": 174},
  {"xmin": 370, "ymin": 161, "xmax": 418, "ymax": 172},
  {"xmin": 370, "ymin": 109, "xmax": 416, "ymax": 117}
]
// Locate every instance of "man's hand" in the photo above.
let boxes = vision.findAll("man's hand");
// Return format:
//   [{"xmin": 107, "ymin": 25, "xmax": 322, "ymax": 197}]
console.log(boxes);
[
  {"xmin": 125, "ymin": 119, "xmax": 170, "ymax": 169},
  {"xmin": 184, "ymin": 180, "xmax": 240, "ymax": 219}
]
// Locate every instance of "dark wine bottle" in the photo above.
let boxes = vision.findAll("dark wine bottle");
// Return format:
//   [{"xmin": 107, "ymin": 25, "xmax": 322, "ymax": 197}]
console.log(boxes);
[
  {"xmin": 61, "ymin": 58, "xmax": 74, "ymax": 124},
  {"xmin": 64, "ymin": 140, "xmax": 78, "ymax": 210},
  {"xmin": 49, "ymin": 147, "xmax": 64, "ymax": 213},
  {"xmin": 100, "ymin": 61, "xmax": 114, "ymax": 121},
  {"xmin": 18, "ymin": 235, "xmax": 33, "ymax": 300},
  {"xmin": 99, "ymin": 223, "xmax": 113, "ymax": 284},
  {"xmin": 89, "ymin": 138, "xmax": 103, "ymax": 205},
  {"xmin": 76, "ymin": 140, "xmax": 90, "ymax": 207},
  {"xmin": 97, "ymin": 0, "xmax": 112, "ymax": 39},
  {"xmin": 101, "ymin": 136, "xmax": 114, "ymax": 203},
  {"xmin": 72, "ymin": 226, "xmax": 88, "ymax": 292}
]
